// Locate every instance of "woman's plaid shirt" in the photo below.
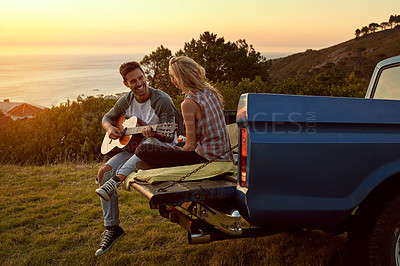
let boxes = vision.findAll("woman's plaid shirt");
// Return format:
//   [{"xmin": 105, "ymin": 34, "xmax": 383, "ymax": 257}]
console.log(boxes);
[{"xmin": 186, "ymin": 88, "xmax": 234, "ymax": 162}]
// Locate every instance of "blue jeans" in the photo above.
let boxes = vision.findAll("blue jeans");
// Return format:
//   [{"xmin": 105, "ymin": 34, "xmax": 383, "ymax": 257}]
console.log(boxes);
[
  {"xmin": 99, "ymin": 138, "xmax": 166, "ymax": 227},
  {"xmin": 100, "ymin": 151, "xmax": 141, "ymax": 226}
]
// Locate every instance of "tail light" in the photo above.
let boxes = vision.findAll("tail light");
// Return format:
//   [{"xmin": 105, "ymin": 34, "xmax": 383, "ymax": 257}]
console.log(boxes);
[{"xmin": 239, "ymin": 128, "xmax": 248, "ymax": 187}]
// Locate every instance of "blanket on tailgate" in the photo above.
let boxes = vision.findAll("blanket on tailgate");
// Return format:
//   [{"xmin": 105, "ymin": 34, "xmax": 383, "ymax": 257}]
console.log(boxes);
[{"xmin": 123, "ymin": 161, "xmax": 237, "ymax": 191}]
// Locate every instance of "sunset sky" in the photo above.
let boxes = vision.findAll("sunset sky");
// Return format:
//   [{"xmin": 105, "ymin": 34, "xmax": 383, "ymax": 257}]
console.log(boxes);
[{"xmin": 0, "ymin": 0, "xmax": 398, "ymax": 56}]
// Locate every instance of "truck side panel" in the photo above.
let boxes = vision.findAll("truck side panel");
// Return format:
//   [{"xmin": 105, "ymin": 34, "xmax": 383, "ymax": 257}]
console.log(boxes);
[{"xmin": 237, "ymin": 93, "xmax": 400, "ymax": 229}]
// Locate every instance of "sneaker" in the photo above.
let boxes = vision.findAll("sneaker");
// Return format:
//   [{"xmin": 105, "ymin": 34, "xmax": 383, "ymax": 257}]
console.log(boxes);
[
  {"xmin": 95, "ymin": 226, "xmax": 125, "ymax": 256},
  {"xmin": 95, "ymin": 178, "xmax": 121, "ymax": 201},
  {"xmin": 95, "ymin": 175, "xmax": 111, "ymax": 185}
]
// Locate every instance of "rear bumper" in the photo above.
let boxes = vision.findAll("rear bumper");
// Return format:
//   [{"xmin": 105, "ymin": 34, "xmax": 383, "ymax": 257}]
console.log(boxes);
[{"xmin": 130, "ymin": 175, "xmax": 286, "ymax": 243}]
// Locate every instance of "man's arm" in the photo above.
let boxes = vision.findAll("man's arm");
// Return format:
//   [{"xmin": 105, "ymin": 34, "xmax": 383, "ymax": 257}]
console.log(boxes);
[
  {"xmin": 102, "ymin": 93, "xmax": 131, "ymax": 125},
  {"xmin": 101, "ymin": 93, "xmax": 131, "ymax": 139}
]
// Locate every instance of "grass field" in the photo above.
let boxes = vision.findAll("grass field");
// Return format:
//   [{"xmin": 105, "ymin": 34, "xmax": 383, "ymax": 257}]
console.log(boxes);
[{"xmin": 0, "ymin": 163, "xmax": 349, "ymax": 265}]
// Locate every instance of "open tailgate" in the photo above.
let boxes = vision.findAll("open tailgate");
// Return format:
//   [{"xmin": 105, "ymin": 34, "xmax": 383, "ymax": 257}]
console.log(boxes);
[{"xmin": 131, "ymin": 175, "xmax": 237, "ymax": 208}]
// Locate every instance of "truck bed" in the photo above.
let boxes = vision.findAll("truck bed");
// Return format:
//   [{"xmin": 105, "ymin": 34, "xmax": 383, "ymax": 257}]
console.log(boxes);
[{"xmin": 131, "ymin": 174, "xmax": 237, "ymax": 208}]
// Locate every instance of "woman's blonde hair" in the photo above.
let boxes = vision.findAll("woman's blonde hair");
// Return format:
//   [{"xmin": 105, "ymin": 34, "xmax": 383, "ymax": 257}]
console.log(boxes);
[{"xmin": 169, "ymin": 56, "xmax": 223, "ymax": 104}]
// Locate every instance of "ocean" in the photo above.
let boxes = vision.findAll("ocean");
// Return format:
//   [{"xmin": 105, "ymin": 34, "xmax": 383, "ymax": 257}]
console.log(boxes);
[
  {"xmin": 0, "ymin": 52, "xmax": 287, "ymax": 108},
  {"xmin": 0, "ymin": 54, "xmax": 144, "ymax": 107}
]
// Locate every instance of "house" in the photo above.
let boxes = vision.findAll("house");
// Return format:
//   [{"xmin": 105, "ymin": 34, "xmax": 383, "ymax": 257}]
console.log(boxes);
[{"xmin": 0, "ymin": 99, "xmax": 46, "ymax": 126}]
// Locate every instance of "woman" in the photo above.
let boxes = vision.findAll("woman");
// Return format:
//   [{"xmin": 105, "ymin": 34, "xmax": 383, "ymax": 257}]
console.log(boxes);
[{"xmin": 135, "ymin": 56, "xmax": 233, "ymax": 167}]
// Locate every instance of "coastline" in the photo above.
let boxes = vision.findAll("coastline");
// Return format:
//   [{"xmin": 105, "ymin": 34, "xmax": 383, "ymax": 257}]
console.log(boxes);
[{"xmin": 92, "ymin": 91, "xmax": 128, "ymax": 101}]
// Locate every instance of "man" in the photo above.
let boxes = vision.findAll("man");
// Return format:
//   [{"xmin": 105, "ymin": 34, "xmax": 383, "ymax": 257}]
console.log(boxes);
[{"xmin": 94, "ymin": 61, "xmax": 176, "ymax": 256}]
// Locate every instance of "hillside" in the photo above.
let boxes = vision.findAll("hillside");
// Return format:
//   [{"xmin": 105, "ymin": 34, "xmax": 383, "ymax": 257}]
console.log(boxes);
[{"xmin": 269, "ymin": 26, "xmax": 400, "ymax": 81}]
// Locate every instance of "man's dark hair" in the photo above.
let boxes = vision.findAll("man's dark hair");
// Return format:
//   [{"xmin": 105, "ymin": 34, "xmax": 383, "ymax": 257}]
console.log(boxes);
[{"xmin": 119, "ymin": 61, "xmax": 145, "ymax": 82}]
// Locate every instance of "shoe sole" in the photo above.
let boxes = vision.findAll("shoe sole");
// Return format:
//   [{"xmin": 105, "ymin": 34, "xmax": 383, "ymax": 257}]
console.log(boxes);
[
  {"xmin": 95, "ymin": 188, "xmax": 111, "ymax": 201},
  {"xmin": 95, "ymin": 232, "xmax": 126, "ymax": 256}
]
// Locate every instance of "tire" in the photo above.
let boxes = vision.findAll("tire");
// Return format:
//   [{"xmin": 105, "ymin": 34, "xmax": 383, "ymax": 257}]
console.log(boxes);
[{"xmin": 349, "ymin": 193, "xmax": 400, "ymax": 266}]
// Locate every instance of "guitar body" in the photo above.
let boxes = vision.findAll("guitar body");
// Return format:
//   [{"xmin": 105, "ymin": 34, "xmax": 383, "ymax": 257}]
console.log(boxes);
[
  {"xmin": 101, "ymin": 116, "xmax": 142, "ymax": 156},
  {"xmin": 101, "ymin": 115, "xmax": 176, "ymax": 156}
]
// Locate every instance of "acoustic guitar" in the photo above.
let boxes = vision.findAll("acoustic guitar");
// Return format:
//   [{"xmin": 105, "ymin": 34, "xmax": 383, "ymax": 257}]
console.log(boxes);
[{"xmin": 101, "ymin": 115, "xmax": 176, "ymax": 155}]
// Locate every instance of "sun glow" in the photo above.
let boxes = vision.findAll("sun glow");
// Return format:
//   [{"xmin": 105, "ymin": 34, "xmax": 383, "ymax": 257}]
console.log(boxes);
[{"xmin": 0, "ymin": 0, "xmax": 398, "ymax": 55}]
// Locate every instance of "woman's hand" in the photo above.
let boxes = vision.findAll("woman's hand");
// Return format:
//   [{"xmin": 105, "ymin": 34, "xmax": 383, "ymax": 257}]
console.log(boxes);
[{"xmin": 174, "ymin": 145, "xmax": 183, "ymax": 150}]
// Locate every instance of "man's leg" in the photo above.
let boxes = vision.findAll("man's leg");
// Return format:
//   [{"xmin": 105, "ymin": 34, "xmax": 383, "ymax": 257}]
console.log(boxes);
[
  {"xmin": 116, "ymin": 137, "xmax": 159, "ymax": 178},
  {"xmin": 96, "ymin": 153, "xmax": 141, "ymax": 201},
  {"xmin": 95, "ymin": 152, "xmax": 132, "ymax": 256},
  {"xmin": 100, "ymin": 168, "xmax": 120, "ymax": 227},
  {"xmin": 116, "ymin": 153, "xmax": 141, "ymax": 177},
  {"xmin": 96, "ymin": 138, "xmax": 157, "ymax": 200}
]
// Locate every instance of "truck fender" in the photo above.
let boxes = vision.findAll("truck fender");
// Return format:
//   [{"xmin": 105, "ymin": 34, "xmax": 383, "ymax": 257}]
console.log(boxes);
[{"xmin": 351, "ymin": 158, "xmax": 400, "ymax": 205}]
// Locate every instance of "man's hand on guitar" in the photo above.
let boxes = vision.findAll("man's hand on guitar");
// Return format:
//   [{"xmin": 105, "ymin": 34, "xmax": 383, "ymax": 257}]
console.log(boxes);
[
  {"xmin": 101, "ymin": 116, "xmax": 175, "ymax": 155},
  {"xmin": 142, "ymin": 126, "xmax": 157, "ymax": 138},
  {"xmin": 108, "ymin": 126, "xmax": 122, "ymax": 140}
]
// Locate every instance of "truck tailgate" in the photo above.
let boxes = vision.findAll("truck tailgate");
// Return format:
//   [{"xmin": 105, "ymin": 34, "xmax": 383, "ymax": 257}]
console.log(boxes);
[{"xmin": 131, "ymin": 175, "xmax": 237, "ymax": 207}]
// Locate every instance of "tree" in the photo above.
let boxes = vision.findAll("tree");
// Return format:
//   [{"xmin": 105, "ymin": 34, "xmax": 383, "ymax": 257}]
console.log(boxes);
[
  {"xmin": 368, "ymin": 23, "xmax": 380, "ymax": 33},
  {"xmin": 388, "ymin": 15, "xmax": 400, "ymax": 28},
  {"xmin": 395, "ymin": 15, "xmax": 400, "ymax": 26},
  {"xmin": 224, "ymin": 39, "xmax": 270, "ymax": 82},
  {"xmin": 355, "ymin": 29, "xmax": 361, "ymax": 38},
  {"xmin": 361, "ymin": 26, "xmax": 369, "ymax": 36},
  {"xmin": 356, "ymin": 15, "xmax": 400, "ymax": 36},
  {"xmin": 381, "ymin": 22, "xmax": 390, "ymax": 30},
  {"xmin": 177, "ymin": 32, "xmax": 269, "ymax": 83},
  {"xmin": 140, "ymin": 45, "xmax": 178, "ymax": 97},
  {"xmin": 177, "ymin": 32, "xmax": 227, "ymax": 82},
  {"xmin": 0, "ymin": 96, "xmax": 115, "ymax": 165},
  {"xmin": 140, "ymin": 32, "xmax": 272, "ymax": 107}
]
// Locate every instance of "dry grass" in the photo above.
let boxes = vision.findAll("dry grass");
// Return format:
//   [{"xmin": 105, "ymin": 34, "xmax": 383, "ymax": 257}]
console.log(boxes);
[{"xmin": 0, "ymin": 163, "xmax": 348, "ymax": 265}]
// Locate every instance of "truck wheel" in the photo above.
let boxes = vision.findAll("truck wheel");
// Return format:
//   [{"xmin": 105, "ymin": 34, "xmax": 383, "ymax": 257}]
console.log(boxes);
[{"xmin": 350, "ymin": 193, "xmax": 400, "ymax": 266}]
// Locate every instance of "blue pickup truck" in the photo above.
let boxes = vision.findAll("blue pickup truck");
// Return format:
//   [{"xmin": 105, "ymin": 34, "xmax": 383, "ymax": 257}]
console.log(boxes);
[{"xmin": 131, "ymin": 55, "xmax": 400, "ymax": 266}]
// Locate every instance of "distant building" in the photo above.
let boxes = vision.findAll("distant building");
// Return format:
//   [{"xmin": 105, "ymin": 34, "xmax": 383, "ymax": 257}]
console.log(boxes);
[{"xmin": 0, "ymin": 99, "xmax": 46, "ymax": 126}]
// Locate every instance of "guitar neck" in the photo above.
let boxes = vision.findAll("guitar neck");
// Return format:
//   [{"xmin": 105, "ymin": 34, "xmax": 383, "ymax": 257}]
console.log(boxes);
[{"xmin": 124, "ymin": 125, "xmax": 158, "ymax": 135}]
